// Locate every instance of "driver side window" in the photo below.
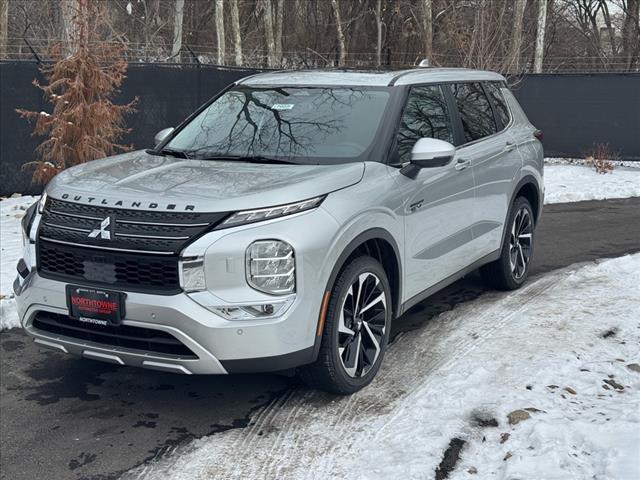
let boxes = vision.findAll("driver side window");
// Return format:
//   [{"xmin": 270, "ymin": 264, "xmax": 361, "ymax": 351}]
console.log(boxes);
[{"xmin": 396, "ymin": 85, "xmax": 454, "ymax": 165}]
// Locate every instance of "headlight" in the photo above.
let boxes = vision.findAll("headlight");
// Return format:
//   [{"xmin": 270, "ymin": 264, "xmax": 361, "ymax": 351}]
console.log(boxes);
[
  {"xmin": 246, "ymin": 240, "xmax": 295, "ymax": 295},
  {"xmin": 219, "ymin": 196, "xmax": 324, "ymax": 229},
  {"xmin": 180, "ymin": 257, "xmax": 206, "ymax": 292}
]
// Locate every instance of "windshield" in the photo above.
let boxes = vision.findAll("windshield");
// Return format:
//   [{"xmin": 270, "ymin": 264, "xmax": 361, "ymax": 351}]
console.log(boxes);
[{"xmin": 166, "ymin": 86, "xmax": 391, "ymax": 163}]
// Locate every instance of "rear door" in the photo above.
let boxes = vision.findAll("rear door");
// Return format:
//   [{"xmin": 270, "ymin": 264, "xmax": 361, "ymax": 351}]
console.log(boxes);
[
  {"xmin": 447, "ymin": 82, "xmax": 519, "ymax": 259},
  {"xmin": 471, "ymin": 82, "xmax": 523, "ymax": 256},
  {"xmin": 393, "ymin": 84, "xmax": 477, "ymax": 301}
]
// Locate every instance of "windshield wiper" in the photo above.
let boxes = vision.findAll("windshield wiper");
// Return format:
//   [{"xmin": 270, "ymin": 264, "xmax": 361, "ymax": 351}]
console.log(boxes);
[
  {"xmin": 197, "ymin": 154, "xmax": 298, "ymax": 165},
  {"xmin": 146, "ymin": 147, "xmax": 191, "ymax": 159}
]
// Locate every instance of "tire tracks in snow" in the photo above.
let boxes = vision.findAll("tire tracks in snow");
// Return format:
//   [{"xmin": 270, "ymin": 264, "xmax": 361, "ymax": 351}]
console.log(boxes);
[{"xmin": 128, "ymin": 270, "xmax": 570, "ymax": 480}]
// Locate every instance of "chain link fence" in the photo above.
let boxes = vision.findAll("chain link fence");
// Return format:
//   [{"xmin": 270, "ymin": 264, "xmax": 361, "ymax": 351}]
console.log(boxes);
[{"xmin": 2, "ymin": 37, "xmax": 639, "ymax": 73}]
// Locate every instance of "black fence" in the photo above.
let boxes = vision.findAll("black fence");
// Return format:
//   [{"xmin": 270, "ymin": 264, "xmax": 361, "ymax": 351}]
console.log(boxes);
[{"xmin": 1, "ymin": 62, "xmax": 638, "ymax": 195}]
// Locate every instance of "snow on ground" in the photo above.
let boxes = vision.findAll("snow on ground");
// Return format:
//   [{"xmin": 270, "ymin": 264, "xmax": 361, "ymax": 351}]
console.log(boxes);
[
  {"xmin": 544, "ymin": 161, "xmax": 640, "ymax": 204},
  {"xmin": 545, "ymin": 157, "xmax": 640, "ymax": 169},
  {"xmin": 125, "ymin": 254, "xmax": 640, "ymax": 480},
  {"xmin": 0, "ymin": 195, "xmax": 37, "ymax": 330}
]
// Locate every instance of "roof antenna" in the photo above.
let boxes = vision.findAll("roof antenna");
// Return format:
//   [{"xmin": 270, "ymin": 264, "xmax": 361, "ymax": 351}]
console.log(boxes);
[{"xmin": 418, "ymin": 59, "xmax": 430, "ymax": 68}]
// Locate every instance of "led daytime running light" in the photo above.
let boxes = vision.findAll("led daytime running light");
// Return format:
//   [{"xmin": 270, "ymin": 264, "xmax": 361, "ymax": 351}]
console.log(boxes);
[{"xmin": 221, "ymin": 196, "xmax": 324, "ymax": 228}]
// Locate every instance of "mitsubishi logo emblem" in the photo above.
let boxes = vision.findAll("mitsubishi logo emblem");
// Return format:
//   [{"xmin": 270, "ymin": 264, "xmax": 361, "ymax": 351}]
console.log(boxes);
[{"xmin": 88, "ymin": 217, "xmax": 112, "ymax": 240}]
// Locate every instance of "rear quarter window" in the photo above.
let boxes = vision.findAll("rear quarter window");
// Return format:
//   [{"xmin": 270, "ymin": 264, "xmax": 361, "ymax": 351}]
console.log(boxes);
[{"xmin": 484, "ymin": 82, "xmax": 511, "ymax": 129}]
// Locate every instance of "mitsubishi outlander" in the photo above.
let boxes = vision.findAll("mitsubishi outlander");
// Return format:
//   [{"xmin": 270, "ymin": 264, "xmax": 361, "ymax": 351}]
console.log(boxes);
[{"xmin": 15, "ymin": 68, "xmax": 543, "ymax": 394}]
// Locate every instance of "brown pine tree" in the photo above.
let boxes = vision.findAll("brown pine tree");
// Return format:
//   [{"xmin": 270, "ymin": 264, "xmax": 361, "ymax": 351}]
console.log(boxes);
[{"xmin": 16, "ymin": 0, "xmax": 136, "ymax": 184}]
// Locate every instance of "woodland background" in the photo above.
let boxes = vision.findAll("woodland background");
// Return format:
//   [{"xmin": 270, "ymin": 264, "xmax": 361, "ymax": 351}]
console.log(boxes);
[{"xmin": 0, "ymin": 0, "xmax": 639, "ymax": 73}]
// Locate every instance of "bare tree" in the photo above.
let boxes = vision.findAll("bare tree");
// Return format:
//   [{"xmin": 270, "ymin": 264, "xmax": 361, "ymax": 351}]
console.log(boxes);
[
  {"xmin": 260, "ymin": 0, "xmax": 276, "ymax": 67},
  {"xmin": 534, "ymin": 0, "xmax": 548, "ymax": 72},
  {"xmin": 331, "ymin": 0, "xmax": 346, "ymax": 67},
  {"xmin": 215, "ymin": 0, "xmax": 225, "ymax": 64},
  {"xmin": 621, "ymin": 0, "xmax": 640, "ymax": 69},
  {"xmin": 274, "ymin": 0, "xmax": 284, "ymax": 63},
  {"xmin": 374, "ymin": 0, "xmax": 383, "ymax": 67},
  {"xmin": 230, "ymin": 0, "xmax": 243, "ymax": 65},
  {"xmin": 0, "ymin": 0, "xmax": 8, "ymax": 58},
  {"xmin": 60, "ymin": 0, "xmax": 80, "ymax": 55},
  {"xmin": 599, "ymin": 0, "xmax": 618, "ymax": 57},
  {"xmin": 421, "ymin": 0, "xmax": 433, "ymax": 62},
  {"xmin": 505, "ymin": 0, "xmax": 528, "ymax": 72},
  {"xmin": 171, "ymin": 0, "xmax": 185, "ymax": 61}
]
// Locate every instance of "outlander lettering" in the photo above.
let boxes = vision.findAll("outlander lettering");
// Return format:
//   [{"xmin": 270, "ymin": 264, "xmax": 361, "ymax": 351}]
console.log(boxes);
[{"xmin": 59, "ymin": 193, "xmax": 195, "ymax": 211}]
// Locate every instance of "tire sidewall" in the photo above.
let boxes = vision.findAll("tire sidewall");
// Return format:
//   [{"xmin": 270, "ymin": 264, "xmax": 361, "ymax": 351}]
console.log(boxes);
[{"xmin": 501, "ymin": 197, "xmax": 535, "ymax": 288}]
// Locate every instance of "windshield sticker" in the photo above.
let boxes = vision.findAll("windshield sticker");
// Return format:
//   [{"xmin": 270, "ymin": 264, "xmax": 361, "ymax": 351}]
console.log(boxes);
[{"xmin": 272, "ymin": 103, "xmax": 295, "ymax": 110}]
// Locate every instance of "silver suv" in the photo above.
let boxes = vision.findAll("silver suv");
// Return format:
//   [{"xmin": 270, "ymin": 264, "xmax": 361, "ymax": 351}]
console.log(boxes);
[{"xmin": 15, "ymin": 68, "xmax": 543, "ymax": 394}]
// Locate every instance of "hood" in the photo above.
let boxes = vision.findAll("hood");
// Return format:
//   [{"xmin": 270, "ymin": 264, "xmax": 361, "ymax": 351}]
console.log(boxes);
[{"xmin": 46, "ymin": 150, "xmax": 365, "ymax": 212}]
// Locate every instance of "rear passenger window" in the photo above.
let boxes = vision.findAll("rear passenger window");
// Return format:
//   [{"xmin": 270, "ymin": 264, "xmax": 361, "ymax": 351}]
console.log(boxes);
[
  {"xmin": 451, "ymin": 82, "xmax": 497, "ymax": 143},
  {"xmin": 396, "ymin": 85, "xmax": 454, "ymax": 164},
  {"xmin": 484, "ymin": 82, "xmax": 511, "ymax": 129}
]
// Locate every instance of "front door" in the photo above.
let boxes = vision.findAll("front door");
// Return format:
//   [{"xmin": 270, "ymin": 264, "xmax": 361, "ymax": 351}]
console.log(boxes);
[{"xmin": 393, "ymin": 84, "xmax": 477, "ymax": 302}]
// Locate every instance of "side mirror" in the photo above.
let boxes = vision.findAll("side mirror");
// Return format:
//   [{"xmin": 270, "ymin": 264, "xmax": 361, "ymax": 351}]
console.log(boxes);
[
  {"xmin": 411, "ymin": 138, "xmax": 455, "ymax": 167},
  {"xmin": 401, "ymin": 138, "xmax": 456, "ymax": 178},
  {"xmin": 154, "ymin": 127, "xmax": 175, "ymax": 147}
]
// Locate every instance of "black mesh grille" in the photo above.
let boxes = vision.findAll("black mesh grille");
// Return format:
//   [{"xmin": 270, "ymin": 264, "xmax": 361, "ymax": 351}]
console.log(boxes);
[
  {"xmin": 33, "ymin": 312, "xmax": 198, "ymax": 358},
  {"xmin": 37, "ymin": 198, "xmax": 228, "ymax": 293},
  {"xmin": 38, "ymin": 240, "xmax": 180, "ymax": 292}
]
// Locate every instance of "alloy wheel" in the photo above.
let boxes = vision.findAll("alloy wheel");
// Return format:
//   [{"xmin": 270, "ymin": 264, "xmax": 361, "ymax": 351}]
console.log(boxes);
[
  {"xmin": 337, "ymin": 272, "xmax": 387, "ymax": 378},
  {"xmin": 509, "ymin": 206, "xmax": 533, "ymax": 280}
]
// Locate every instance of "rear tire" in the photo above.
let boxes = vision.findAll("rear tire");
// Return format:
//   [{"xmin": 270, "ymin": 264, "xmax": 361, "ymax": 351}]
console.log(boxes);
[
  {"xmin": 480, "ymin": 196, "xmax": 535, "ymax": 291},
  {"xmin": 299, "ymin": 256, "xmax": 391, "ymax": 395}
]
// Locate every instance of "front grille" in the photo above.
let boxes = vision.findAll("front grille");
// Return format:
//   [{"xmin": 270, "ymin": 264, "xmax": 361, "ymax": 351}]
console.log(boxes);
[
  {"xmin": 42, "ymin": 198, "xmax": 229, "ymax": 254},
  {"xmin": 37, "ymin": 198, "xmax": 228, "ymax": 293},
  {"xmin": 38, "ymin": 240, "xmax": 180, "ymax": 292},
  {"xmin": 33, "ymin": 312, "xmax": 198, "ymax": 358}
]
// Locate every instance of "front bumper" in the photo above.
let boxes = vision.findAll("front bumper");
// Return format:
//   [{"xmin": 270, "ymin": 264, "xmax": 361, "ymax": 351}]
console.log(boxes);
[
  {"xmin": 14, "ymin": 271, "xmax": 318, "ymax": 374},
  {"xmin": 14, "ymin": 201, "xmax": 342, "ymax": 374}
]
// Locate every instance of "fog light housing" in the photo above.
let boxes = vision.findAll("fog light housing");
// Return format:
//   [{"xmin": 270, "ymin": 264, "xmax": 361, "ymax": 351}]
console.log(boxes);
[
  {"xmin": 246, "ymin": 240, "xmax": 295, "ymax": 295},
  {"xmin": 210, "ymin": 296, "xmax": 295, "ymax": 321},
  {"xmin": 180, "ymin": 256, "xmax": 206, "ymax": 292}
]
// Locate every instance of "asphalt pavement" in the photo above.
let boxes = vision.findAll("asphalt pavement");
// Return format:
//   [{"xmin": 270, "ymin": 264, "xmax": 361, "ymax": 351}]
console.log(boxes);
[{"xmin": 1, "ymin": 197, "xmax": 639, "ymax": 480}]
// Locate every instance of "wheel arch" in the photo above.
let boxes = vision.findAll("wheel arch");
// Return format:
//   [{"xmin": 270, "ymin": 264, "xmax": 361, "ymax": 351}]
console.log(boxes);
[
  {"xmin": 512, "ymin": 175, "xmax": 542, "ymax": 224},
  {"xmin": 311, "ymin": 228, "xmax": 402, "ymax": 362},
  {"xmin": 497, "ymin": 175, "xmax": 542, "ymax": 255}
]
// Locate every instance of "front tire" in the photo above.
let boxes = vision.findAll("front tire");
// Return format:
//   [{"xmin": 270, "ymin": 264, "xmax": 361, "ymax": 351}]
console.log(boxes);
[
  {"xmin": 299, "ymin": 256, "xmax": 392, "ymax": 395},
  {"xmin": 480, "ymin": 196, "xmax": 535, "ymax": 290}
]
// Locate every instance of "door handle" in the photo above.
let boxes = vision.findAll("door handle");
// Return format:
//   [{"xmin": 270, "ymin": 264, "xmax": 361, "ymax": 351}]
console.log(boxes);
[
  {"xmin": 505, "ymin": 141, "xmax": 516, "ymax": 152},
  {"xmin": 454, "ymin": 159, "xmax": 471, "ymax": 171}
]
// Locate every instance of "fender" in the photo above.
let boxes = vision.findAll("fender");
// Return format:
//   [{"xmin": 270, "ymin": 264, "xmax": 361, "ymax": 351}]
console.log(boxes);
[
  {"xmin": 499, "ymin": 175, "xmax": 543, "ymax": 252},
  {"xmin": 310, "ymin": 227, "xmax": 403, "ymax": 361},
  {"xmin": 512, "ymin": 175, "xmax": 543, "ymax": 220}
]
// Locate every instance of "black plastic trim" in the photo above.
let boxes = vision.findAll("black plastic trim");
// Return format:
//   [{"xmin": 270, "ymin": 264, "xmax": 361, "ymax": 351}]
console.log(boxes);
[
  {"xmin": 512, "ymin": 175, "xmax": 543, "ymax": 223},
  {"xmin": 32, "ymin": 311, "xmax": 198, "ymax": 358},
  {"xmin": 17, "ymin": 258, "xmax": 29, "ymax": 279},
  {"xmin": 221, "ymin": 346, "xmax": 315, "ymax": 373}
]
